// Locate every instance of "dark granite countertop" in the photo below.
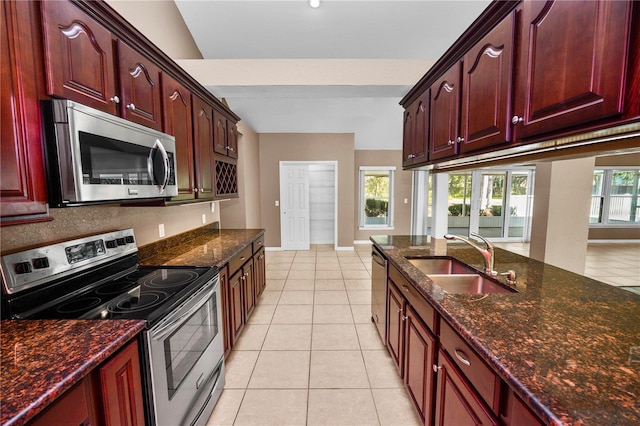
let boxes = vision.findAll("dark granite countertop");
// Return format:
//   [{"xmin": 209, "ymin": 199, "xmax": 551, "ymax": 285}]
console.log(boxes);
[
  {"xmin": 0, "ymin": 319, "xmax": 145, "ymax": 426},
  {"xmin": 371, "ymin": 235, "xmax": 640, "ymax": 426},
  {"xmin": 139, "ymin": 228, "xmax": 265, "ymax": 268}
]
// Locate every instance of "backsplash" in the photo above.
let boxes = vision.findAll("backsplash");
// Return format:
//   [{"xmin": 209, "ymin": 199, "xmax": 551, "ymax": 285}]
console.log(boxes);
[{"xmin": 0, "ymin": 202, "xmax": 220, "ymax": 254}]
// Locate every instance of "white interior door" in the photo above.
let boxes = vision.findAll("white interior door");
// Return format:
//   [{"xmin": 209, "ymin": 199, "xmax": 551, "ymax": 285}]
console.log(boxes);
[{"xmin": 280, "ymin": 164, "xmax": 310, "ymax": 250}]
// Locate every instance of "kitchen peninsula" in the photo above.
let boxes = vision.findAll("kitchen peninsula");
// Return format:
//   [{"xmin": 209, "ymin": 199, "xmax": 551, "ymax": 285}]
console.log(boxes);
[{"xmin": 372, "ymin": 235, "xmax": 640, "ymax": 426}]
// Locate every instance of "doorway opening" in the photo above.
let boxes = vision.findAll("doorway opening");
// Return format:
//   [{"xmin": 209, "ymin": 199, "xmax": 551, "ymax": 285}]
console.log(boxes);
[{"xmin": 279, "ymin": 161, "xmax": 337, "ymax": 250}]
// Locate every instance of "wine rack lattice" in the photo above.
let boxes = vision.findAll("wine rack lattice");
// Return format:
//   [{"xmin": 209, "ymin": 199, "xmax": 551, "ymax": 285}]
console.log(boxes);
[{"xmin": 216, "ymin": 159, "xmax": 238, "ymax": 196}]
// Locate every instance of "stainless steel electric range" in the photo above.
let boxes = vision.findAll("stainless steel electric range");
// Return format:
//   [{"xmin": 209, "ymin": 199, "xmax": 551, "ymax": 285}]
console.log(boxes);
[{"xmin": 0, "ymin": 229, "xmax": 225, "ymax": 426}]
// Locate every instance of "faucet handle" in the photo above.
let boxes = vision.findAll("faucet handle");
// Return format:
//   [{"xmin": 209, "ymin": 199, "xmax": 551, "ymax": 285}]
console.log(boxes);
[{"xmin": 500, "ymin": 270, "xmax": 517, "ymax": 286}]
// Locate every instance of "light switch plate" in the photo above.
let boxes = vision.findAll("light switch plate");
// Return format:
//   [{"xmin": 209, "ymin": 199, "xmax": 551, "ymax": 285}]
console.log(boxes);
[{"xmin": 158, "ymin": 224, "xmax": 165, "ymax": 238}]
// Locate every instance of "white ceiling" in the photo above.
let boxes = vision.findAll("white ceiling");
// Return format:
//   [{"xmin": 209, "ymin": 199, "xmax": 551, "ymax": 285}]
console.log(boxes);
[{"xmin": 172, "ymin": 0, "xmax": 493, "ymax": 149}]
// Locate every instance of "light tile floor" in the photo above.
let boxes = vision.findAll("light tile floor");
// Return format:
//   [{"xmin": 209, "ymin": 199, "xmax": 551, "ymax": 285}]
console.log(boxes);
[
  {"xmin": 206, "ymin": 244, "xmax": 421, "ymax": 426},
  {"xmin": 495, "ymin": 242, "xmax": 640, "ymax": 294},
  {"xmin": 207, "ymin": 242, "xmax": 640, "ymax": 425}
]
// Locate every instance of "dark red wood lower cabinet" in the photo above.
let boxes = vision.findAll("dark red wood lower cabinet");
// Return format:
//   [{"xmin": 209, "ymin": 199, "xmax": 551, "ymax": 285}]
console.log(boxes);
[
  {"xmin": 404, "ymin": 305, "xmax": 436, "ymax": 424},
  {"xmin": 434, "ymin": 350, "xmax": 499, "ymax": 426},
  {"xmin": 99, "ymin": 339, "xmax": 145, "ymax": 426}
]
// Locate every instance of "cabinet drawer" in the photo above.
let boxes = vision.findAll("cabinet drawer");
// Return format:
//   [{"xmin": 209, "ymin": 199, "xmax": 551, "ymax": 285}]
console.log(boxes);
[
  {"xmin": 29, "ymin": 379, "xmax": 94, "ymax": 426},
  {"xmin": 229, "ymin": 245, "xmax": 252, "ymax": 274},
  {"xmin": 252, "ymin": 235, "xmax": 264, "ymax": 253},
  {"xmin": 439, "ymin": 320, "xmax": 499, "ymax": 409},
  {"xmin": 389, "ymin": 263, "xmax": 437, "ymax": 332}
]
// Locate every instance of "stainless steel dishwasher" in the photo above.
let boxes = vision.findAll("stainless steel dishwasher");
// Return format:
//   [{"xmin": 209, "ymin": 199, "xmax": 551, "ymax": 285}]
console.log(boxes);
[{"xmin": 371, "ymin": 246, "xmax": 387, "ymax": 343}]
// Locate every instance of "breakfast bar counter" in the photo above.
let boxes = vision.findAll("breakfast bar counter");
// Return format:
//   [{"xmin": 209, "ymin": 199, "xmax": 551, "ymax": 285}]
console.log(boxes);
[{"xmin": 372, "ymin": 235, "xmax": 640, "ymax": 426}]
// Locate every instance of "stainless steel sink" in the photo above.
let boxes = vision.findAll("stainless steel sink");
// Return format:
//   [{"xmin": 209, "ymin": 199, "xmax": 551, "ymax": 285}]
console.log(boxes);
[
  {"xmin": 407, "ymin": 258, "xmax": 477, "ymax": 275},
  {"xmin": 427, "ymin": 274, "xmax": 515, "ymax": 294}
]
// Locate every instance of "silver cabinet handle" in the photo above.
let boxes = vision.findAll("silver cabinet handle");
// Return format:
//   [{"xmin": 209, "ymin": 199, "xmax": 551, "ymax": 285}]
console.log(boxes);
[
  {"xmin": 433, "ymin": 364, "xmax": 442, "ymax": 373},
  {"xmin": 447, "ymin": 140, "xmax": 455, "ymax": 146},
  {"xmin": 457, "ymin": 136, "xmax": 464, "ymax": 143},
  {"xmin": 402, "ymin": 315, "xmax": 408, "ymax": 321},
  {"xmin": 401, "ymin": 285, "xmax": 410, "ymax": 293},
  {"xmin": 110, "ymin": 95, "xmax": 120, "ymax": 104},
  {"xmin": 511, "ymin": 115, "xmax": 524, "ymax": 125},
  {"xmin": 127, "ymin": 103, "xmax": 136, "ymax": 111},
  {"xmin": 454, "ymin": 349, "xmax": 471, "ymax": 366}
]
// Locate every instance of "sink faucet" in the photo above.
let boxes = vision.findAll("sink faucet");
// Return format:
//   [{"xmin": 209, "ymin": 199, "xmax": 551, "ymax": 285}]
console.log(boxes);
[{"xmin": 444, "ymin": 232, "xmax": 495, "ymax": 275}]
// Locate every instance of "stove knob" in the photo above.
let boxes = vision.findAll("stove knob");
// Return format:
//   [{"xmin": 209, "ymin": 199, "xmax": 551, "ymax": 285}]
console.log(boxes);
[
  {"xmin": 33, "ymin": 257, "xmax": 50, "ymax": 270},
  {"xmin": 125, "ymin": 235, "xmax": 135, "ymax": 244},
  {"xmin": 14, "ymin": 261, "xmax": 32, "ymax": 274},
  {"xmin": 116, "ymin": 238, "xmax": 126, "ymax": 246},
  {"xmin": 106, "ymin": 240, "xmax": 118, "ymax": 249}
]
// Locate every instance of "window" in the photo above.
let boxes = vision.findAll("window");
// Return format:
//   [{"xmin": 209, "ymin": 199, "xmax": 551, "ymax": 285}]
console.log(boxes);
[
  {"xmin": 591, "ymin": 168, "xmax": 640, "ymax": 225},
  {"xmin": 359, "ymin": 167, "xmax": 394, "ymax": 229}
]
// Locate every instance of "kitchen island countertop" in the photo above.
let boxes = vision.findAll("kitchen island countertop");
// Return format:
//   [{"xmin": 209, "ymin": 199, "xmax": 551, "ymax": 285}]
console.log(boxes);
[
  {"xmin": 372, "ymin": 235, "xmax": 640, "ymax": 426},
  {"xmin": 0, "ymin": 319, "xmax": 145, "ymax": 426}
]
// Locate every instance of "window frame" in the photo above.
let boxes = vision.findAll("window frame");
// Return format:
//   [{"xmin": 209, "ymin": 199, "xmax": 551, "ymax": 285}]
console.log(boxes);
[
  {"xmin": 359, "ymin": 166, "xmax": 395, "ymax": 230},
  {"xmin": 590, "ymin": 167, "xmax": 640, "ymax": 227}
]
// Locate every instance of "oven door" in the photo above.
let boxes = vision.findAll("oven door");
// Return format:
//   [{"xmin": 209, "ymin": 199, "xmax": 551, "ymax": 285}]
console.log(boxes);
[{"xmin": 146, "ymin": 275, "xmax": 225, "ymax": 426}]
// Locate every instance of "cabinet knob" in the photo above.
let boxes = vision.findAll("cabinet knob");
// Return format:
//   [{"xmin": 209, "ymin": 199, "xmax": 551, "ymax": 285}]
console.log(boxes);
[
  {"xmin": 456, "ymin": 136, "xmax": 464, "ymax": 143},
  {"xmin": 401, "ymin": 285, "xmax": 410, "ymax": 293},
  {"xmin": 511, "ymin": 115, "xmax": 524, "ymax": 125},
  {"xmin": 194, "ymin": 188, "xmax": 199, "ymax": 193},
  {"xmin": 401, "ymin": 315, "xmax": 408, "ymax": 321},
  {"xmin": 433, "ymin": 364, "xmax": 442, "ymax": 373},
  {"xmin": 110, "ymin": 96, "xmax": 120, "ymax": 104},
  {"xmin": 127, "ymin": 103, "xmax": 136, "ymax": 111},
  {"xmin": 447, "ymin": 140, "xmax": 455, "ymax": 146}
]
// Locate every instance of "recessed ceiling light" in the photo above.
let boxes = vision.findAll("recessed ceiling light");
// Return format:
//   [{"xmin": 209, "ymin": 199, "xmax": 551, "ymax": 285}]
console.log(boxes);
[{"xmin": 309, "ymin": 0, "xmax": 320, "ymax": 8}]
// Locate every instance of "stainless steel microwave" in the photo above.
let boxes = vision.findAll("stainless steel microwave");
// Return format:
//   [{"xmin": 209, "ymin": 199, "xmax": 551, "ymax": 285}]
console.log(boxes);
[{"xmin": 42, "ymin": 100, "xmax": 178, "ymax": 206}]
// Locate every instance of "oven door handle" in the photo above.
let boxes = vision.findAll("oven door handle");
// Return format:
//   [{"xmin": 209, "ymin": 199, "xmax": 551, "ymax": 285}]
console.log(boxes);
[{"xmin": 151, "ymin": 279, "xmax": 217, "ymax": 341}]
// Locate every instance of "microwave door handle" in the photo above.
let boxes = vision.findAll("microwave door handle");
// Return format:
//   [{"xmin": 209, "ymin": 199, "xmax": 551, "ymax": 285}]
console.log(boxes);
[
  {"xmin": 148, "ymin": 140, "xmax": 171, "ymax": 191},
  {"xmin": 151, "ymin": 285, "xmax": 216, "ymax": 341}
]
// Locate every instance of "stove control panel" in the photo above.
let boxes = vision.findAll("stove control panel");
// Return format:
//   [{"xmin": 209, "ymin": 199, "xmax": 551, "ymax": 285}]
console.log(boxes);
[{"xmin": 1, "ymin": 229, "xmax": 137, "ymax": 295}]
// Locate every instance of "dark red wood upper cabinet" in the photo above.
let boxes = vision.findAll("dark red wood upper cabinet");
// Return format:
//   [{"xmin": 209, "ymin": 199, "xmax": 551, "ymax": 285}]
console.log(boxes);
[
  {"xmin": 213, "ymin": 110, "xmax": 228, "ymax": 156},
  {"xmin": 227, "ymin": 121, "xmax": 239, "ymax": 159},
  {"xmin": 1, "ymin": 1, "xmax": 49, "ymax": 224},
  {"xmin": 40, "ymin": 0, "xmax": 119, "ymax": 115},
  {"xmin": 403, "ymin": 91, "xmax": 430, "ymax": 167},
  {"xmin": 460, "ymin": 11, "xmax": 515, "ymax": 154},
  {"xmin": 514, "ymin": 0, "xmax": 632, "ymax": 139},
  {"xmin": 118, "ymin": 41, "xmax": 163, "ymax": 131},
  {"xmin": 192, "ymin": 96, "xmax": 216, "ymax": 200},
  {"xmin": 429, "ymin": 63, "xmax": 462, "ymax": 161},
  {"xmin": 162, "ymin": 74, "xmax": 195, "ymax": 201}
]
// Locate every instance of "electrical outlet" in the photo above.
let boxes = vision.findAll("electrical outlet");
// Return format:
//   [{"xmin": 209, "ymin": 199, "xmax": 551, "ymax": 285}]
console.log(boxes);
[
  {"xmin": 158, "ymin": 224, "xmax": 165, "ymax": 238},
  {"xmin": 275, "ymin": 200, "xmax": 279, "ymax": 207},
  {"xmin": 202, "ymin": 214, "xmax": 207, "ymax": 224},
  {"xmin": 211, "ymin": 202, "xmax": 215, "ymax": 213}
]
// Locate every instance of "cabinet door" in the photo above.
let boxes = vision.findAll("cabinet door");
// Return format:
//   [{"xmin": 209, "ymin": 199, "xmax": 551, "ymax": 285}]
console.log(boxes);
[
  {"xmin": 386, "ymin": 281, "xmax": 405, "ymax": 376},
  {"xmin": 1, "ymin": 1, "xmax": 49, "ymax": 223},
  {"xmin": 218, "ymin": 266, "xmax": 232, "ymax": 357},
  {"xmin": 403, "ymin": 92, "xmax": 430, "ymax": 167},
  {"xmin": 228, "ymin": 268, "xmax": 245, "ymax": 347},
  {"xmin": 253, "ymin": 247, "xmax": 266, "ymax": 300},
  {"xmin": 514, "ymin": 0, "xmax": 631, "ymax": 139},
  {"xmin": 402, "ymin": 107, "xmax": 414, "ymax": 167},
  {"xmin": 460, "ymin": 12, "xmax": 515, "ymax": 154},
  {"xmin": 430, "ymin": 63, "xmax": 461, "ymax": 160},
  {"xmin": 99, "ymin": 339, "xmax": 145, "ymax": 426},
  {"xmin": 404, "ymin": 305, "xmax": 436, "ymax": 425},
  {"xmin": 162, "ymin": 74, "xmax": 195, "ymax": 201},
  {"xmin": 227, "ymin": 121, "xmax": 239, "ymax": 159},
  {"xmin": 40, "ymin": 0, "xmax": 118, "ymax": 115},
  {"xmin": 192, "ymin": 96, "xmax": 215, "ymax": 199},
  {"xmin": 213, "ymin": 110, "xmax": 228, "ymax": 155},
  {"xmin": 243, "ymin": 260, "xmax": 256, "ymax": 320},
  {"xmin": 29, "ymin": 378, "xmax": 97, "ymax": 426},
  {"xmin": 118, "ymin": 41, "xmax": 163, "ymax": 131},
  {"xmin": 434, "ymin": 350, "xmax": 499, "ymax": 426}
]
